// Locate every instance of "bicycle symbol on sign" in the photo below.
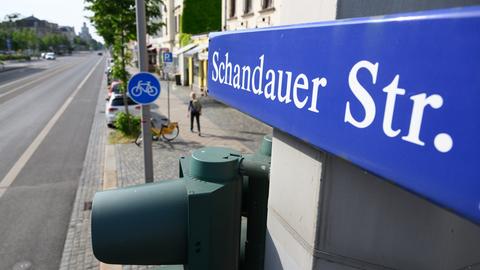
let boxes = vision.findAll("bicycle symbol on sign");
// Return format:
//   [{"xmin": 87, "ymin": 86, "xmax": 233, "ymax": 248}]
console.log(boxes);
[{"xmin": 131, "ymin": 80, "xmax": 159, "ymax": 97}]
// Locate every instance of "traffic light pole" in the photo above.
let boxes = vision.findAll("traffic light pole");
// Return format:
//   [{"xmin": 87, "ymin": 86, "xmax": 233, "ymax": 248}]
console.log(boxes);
[{"xmin": 136, "ymin": 0, "xmax": 154, "ymax": 183}]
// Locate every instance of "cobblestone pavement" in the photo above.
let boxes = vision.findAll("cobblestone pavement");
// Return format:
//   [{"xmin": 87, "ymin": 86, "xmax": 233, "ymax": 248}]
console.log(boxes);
[
  {"xmin": 59, "ymin": 66, "xmax": 107, "ymax": 270},
  {"xmin": 116, "ymin": 68, "xmax": 272, "ymax": 186},
  {"xmin": 60, "ymin": 65, "xmax": 272, "ymax": 269}
]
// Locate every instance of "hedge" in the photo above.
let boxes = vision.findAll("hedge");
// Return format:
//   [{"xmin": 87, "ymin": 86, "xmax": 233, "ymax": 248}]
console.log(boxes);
[
  {"xmin": 0, "ymin": 54, "xmax": 31, "ymax": 61},
  {"xmin": 182, "ymin": 0, "xmax": 221, "ymax": 35}
]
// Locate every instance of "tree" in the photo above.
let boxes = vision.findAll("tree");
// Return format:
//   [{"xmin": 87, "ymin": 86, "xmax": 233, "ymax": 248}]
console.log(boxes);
[
  {"xmin": 86, "ymin": 0, "xmax": 163, "ymax": 134},
  {"xmin": 40, "ymin": 33, "xmax": 70, "ymax": 53},
  {"xmin": 12, "ymin": 29, "xmax": 39, "ymax": 52},
  {"xmin": 4, "ymin": 13, "xmax": 21, "ymax": 22}
]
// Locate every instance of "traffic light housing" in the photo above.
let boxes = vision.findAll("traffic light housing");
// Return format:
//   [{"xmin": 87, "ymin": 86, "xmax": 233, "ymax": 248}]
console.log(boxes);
[{"xmin": 91, "ymin": 136, "xmax": 272, "ymax": 269}]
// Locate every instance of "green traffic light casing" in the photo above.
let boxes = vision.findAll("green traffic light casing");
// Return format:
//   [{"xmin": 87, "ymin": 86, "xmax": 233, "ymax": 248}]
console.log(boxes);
[
  {"xmin": 240, "ymin": 135, "xmax": 271, "ymax": 270},
  {"xmin": 91, "ymin": 147, "xmax": 243, "ymax": 269}
]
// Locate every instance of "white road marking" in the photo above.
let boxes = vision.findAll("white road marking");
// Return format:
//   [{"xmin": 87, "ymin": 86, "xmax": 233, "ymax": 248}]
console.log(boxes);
[{"xmin": 0, "ymin": 57, "xmax": 103, "ymax": 199}]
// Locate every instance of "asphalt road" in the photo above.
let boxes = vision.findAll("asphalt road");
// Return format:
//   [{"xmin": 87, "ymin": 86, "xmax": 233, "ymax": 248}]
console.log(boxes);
[{"xmin": 0, "ymin": 53, "xmax": 105, "ymax": 269}]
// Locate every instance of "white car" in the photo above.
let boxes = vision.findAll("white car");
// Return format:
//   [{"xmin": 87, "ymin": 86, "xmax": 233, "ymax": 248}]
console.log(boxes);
[
  {"xmin": 105, "ymin": 94, "xmax": 141, "ymax": 127},
  {"xmin": 45, "ymin": 52, "xmax": 56, "ymax": 60}
]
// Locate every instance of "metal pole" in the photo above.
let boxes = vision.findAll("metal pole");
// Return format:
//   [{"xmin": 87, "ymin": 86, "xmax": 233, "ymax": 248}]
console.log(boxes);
[
  {"xmin": 136, "ymin": 0, "xmax": 154, "ymax": 183},
  {"xmin": 167, "ymin": 78, "xmax": 170, "ymax": 121}
]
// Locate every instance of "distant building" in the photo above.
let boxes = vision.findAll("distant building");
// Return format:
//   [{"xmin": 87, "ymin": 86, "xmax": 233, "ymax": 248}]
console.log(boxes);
[
  {"xmin": 14, "ymin": 15, "xmax": 59, "ymax": 37},
  {"xmin": 59, "ymin": 26, "xmax": 76, "ymax": 43},
  {"xmin": 79, "ymin": 22, "xmax": 92, "ymax": 42}
]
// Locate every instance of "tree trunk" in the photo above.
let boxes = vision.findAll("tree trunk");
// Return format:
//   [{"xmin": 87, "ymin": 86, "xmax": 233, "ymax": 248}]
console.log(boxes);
[{"xmin": 120, "ymin": 31, "xmax": 132, "ymax": 134}]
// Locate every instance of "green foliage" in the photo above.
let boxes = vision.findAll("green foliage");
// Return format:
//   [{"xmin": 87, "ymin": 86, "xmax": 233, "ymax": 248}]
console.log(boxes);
[
  {"xmin": 0, "ymin": 54, "xmax": 30, "ymax": 61},
  {"xmin": 40, "ymin": 33, "xmax": 70, "ymax": 52},
  {"xmin": 179, "ymin": 33, "xmax": 192, "ymax": 47},
  {"xmin": 114, "ymin": 112, "xmax": 141, "ymax": 136},
  {"xmin": 0, "ymin": 19, "xmax": 71, "ymax": 53},
  {"xmin": 87, "ymin": 0, "xmax": 164, "ymax": 131},
  {"xmin": 12, "ymin": 29, "xmax": 38, "ymax": 51},
  {"xmin": 182, "ymin": 0, "xmax": 221, "ymax": 35},
  {"xmin": 85, "ymin": 0, "xmax": 164, "ymax": 47}
]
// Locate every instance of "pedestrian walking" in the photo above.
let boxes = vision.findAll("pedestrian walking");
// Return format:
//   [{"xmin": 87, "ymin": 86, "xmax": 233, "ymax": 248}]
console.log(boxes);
[{"xmin": 188, "ymin": 92, "xmax": 202, "ymax": 136}]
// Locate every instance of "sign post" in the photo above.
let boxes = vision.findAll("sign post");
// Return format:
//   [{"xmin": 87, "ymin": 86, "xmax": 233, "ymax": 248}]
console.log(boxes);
[
  {"xmin": 6, "ymin": 38, "xmax": 11, "ymax": 51},
  {"xmin": 163, "ymin": 52, "xmax": 173, "ymax": 120},
  {"xmin": 135, "ymin": 0, "xmax": 154, "ymax": 183}
]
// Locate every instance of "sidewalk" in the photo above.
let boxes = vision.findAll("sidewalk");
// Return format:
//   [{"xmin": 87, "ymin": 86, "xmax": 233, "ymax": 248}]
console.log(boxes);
[{"xmin": 59, "ymin": 66, "xmax": 271, "ymax": 269}]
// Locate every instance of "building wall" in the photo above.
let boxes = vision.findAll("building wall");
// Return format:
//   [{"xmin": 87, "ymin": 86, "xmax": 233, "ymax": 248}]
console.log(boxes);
[
  {"xmin": 276, "ymin": 0, "xmax": 336, "ymax": 24},
  {"xmin": 314, "ymin": 153, "xmax": 480, "ymax": 270},
  {"xmin": 336, "ymin": 0, "xmax": 480, "ymax": 19},
  {"xmin": 223, "ymin": 0, "xmax": 337, "ymax": 30},
  {"xmin": 223, "ymin": 0, "xmax": 278, "ymax": 30},
  {"xmin": 262, "ymin": 1, "xmax": 480, "ymax": 270}
]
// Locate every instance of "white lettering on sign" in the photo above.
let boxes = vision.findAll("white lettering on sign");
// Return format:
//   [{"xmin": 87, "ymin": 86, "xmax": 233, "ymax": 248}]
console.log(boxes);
[
  {"xmin": 346, "ymin": 60, "xmax": 453, "ymax": 153},
  {"xmin": 211, "ymin": 51, "xmax": 327, "ymax": 113},
  {"xmin": 211, "ymin": 52, "xmax": 453, "ymax": 153},
  {"xmin": 345, "ymin": 60, "xmax": 377, "ymax": 128}
]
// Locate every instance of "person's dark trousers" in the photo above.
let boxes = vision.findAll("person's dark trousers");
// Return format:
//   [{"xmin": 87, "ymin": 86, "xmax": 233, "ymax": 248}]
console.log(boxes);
[{"xmin": 190, "ymin": 112, "xmax": 201, "ymax": 132}]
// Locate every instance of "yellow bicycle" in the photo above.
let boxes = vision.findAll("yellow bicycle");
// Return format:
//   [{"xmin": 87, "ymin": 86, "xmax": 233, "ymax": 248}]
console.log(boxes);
[{"xmin": 135, "ymin": 118, "xmax": 179, "ymax": 146}]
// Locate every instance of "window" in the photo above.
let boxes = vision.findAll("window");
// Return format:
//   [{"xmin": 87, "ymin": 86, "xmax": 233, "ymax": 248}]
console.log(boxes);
[
  {"xmin": 174, "ymin": 15, "xmax": 179, "ymax": 33},
  {"xmin": 229, "ymin": 0, "xmax": 236, "ymax": 18},
  {"xmin": 112, "ymin": 96, "xmax": 137, "ymax": 106},
  {"xmin": 112, "ymin": 84, "xmax": 122, "ymax": 95},
  {"xmin": 244, "ymin": 0, "xmax": 252, "ymax": 14},
  {"xmin": 261, "ymin": 0, "xmax": 273, "ymax": 9}
]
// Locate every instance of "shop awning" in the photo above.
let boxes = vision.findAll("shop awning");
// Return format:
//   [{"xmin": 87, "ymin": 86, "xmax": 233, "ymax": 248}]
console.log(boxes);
[
  {"xmin": 173, "ymin": 43, "xmax": 198, "ymax": 57},
  {"xmin": 184, "ymin": 43, "xmax": 208, "ymax": 57}
]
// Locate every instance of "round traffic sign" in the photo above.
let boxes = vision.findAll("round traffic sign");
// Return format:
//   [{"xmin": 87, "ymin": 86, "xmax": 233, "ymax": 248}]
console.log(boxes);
[{"xmin": 127, "ymin": 72, "xmax": 161, "ymax": 104}]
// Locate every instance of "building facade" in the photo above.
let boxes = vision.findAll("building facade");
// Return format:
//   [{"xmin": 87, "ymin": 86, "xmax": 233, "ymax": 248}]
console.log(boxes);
[
  {"xmin": 222, "ymin": 0, "xmax": 336, "ymax": 30},
  {"xmin": 79, "ymin": 22, "xmax": 92, "ymax": 42},
  {"xmin": 59, "ymin": 26, "xmax": 76, "ymax": 44},
  {"xmin": 14, "ymin": 16, "xmax": 59, "ymax": 37}
]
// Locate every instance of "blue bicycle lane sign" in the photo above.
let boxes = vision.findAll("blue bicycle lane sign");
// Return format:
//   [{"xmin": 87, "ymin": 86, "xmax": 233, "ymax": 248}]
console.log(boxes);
[{"xmin": 127, "ymin": 72, "xmax": 161, "ymax": 104}]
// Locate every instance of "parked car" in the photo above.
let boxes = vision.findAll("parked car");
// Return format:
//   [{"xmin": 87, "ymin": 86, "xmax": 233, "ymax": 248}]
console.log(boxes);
[
  {"xmin": 105, "ymin": 94, "xmax": 141, "ymax": 127},
  {"xmin": 106, "ymin": 58, "xmax": 114, "ymax": 69},
  {"xmin": 45, "ymin": 52, "xmax": 56, "ymax": 60},
  {"xmin": 106, "ymin": 80, "xmax": 122, "ymax": 100},
  {"xmin": 40, "ymin": 52, "xmax": 46, "ymax": 59}
]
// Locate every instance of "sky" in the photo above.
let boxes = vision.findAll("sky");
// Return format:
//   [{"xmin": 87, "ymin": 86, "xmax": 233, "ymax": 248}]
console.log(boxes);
[{"xmin": 1, "ymin": 0, "xmax": 103, "ymax": 43}]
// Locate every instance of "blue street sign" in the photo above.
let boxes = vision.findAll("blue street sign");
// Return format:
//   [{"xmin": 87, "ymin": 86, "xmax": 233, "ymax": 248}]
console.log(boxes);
[
  {"xmin": 6, "ymin": 38, "xmax": 11, "ymax": 51},
  {"xmin": 128, "ymin": 72, "xmax": 161, "ymax": 104},
  {"xmin": 163, "ymin": 52, "xmax": 173, "ymax": 63},
  {"xmin": 208, "ymin": 7, "xmax": 480, "ymax": 224}
]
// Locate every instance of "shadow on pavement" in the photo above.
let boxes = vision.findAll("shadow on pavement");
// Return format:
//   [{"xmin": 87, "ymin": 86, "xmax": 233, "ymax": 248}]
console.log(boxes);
[
  {"xmin": 152, "ymin": 139, "xmax": 204, "ymax": 151},
  {"xmin": 199, "ymin": 133, "xmax": 254, "ymax": 143}
]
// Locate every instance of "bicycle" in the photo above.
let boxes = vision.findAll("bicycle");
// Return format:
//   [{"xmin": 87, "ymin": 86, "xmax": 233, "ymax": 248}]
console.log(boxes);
[
  {"xmin": 131, "ymin": 80, "xmax": 159, "ymax": 97},
  {"xmin": 135, "ymin": 118, "xmax": 179, "ymax": 146}
]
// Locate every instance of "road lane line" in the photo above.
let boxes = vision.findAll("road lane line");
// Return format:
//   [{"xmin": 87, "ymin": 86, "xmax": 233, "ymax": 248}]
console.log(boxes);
[
  {"xmin": 0, "ymin": 57, "xmax": 104, "ymax": 199},
  {"xmin": 0, "ymin": 63, "xmax": 77, "ymax": 99}
]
